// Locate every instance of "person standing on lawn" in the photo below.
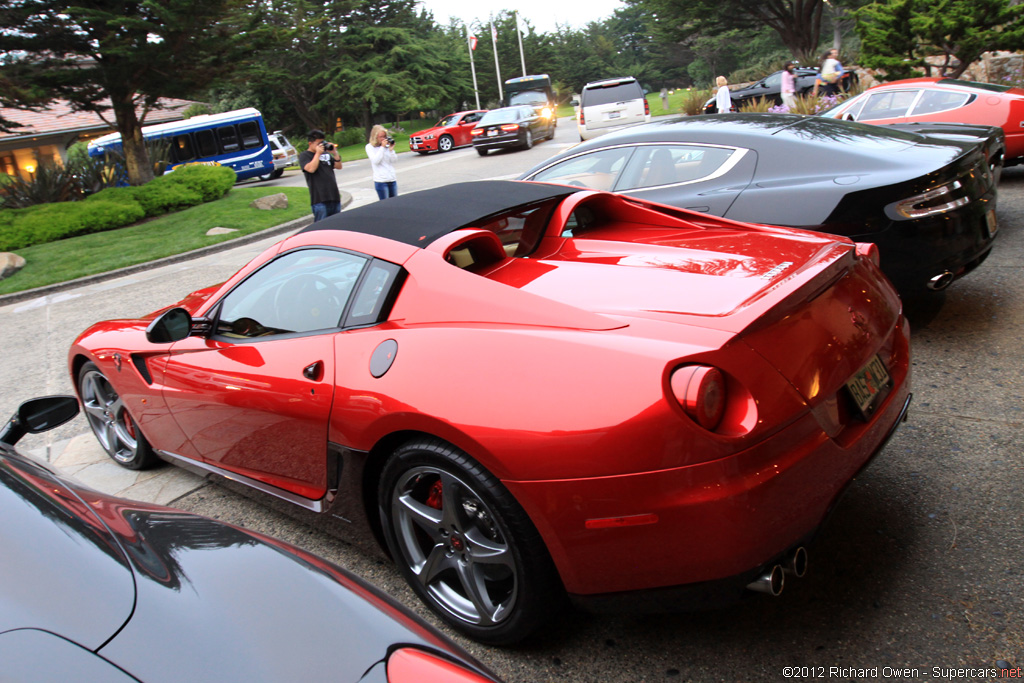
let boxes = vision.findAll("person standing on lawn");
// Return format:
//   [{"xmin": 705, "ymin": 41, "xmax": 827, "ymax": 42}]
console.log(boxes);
[{"xmin": 299, "ymin": 129, "xmax": 342, "ymax": 222}]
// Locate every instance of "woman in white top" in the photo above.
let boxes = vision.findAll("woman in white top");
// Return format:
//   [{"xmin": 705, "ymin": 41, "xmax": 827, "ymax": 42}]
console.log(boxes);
[
  {"xmin": 366, "ymin": 124, "xmax": 398, "ymax": 200},
  {"xmin": 715, "ymin": 76, "xmax": 733, "ymax": 114}
]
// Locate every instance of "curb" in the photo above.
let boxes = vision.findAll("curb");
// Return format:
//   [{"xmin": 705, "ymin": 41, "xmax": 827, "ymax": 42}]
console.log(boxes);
[{"xmin": 0, "ymin": 190, "xmax": 352, "ymax": 308}]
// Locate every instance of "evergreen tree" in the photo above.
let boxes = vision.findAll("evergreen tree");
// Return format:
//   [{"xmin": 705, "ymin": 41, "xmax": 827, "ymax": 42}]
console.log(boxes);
[{"xmin": 0, "ymin": 0, "xmax": 256, "ymax": 184}]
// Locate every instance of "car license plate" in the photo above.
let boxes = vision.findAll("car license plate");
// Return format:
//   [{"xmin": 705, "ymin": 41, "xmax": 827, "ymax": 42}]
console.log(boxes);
[
  {"xmin": 986, "ymin": 208, "xmax": 998, "ymax": 236},
  {"xmin": 487, "ymin": 129, "xmax": 498, "ymax": 136},
  {"xmin": 607, "ymin": 111, "xmax": 621, "ymax": 120},
  {"xmin": 845, "ymin": 354, "xmax": 892, "ymax": 419}
]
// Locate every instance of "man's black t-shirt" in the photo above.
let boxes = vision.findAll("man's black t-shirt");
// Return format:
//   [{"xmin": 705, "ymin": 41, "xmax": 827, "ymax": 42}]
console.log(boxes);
[{"xmin": 299, "ymin": 150, "xmax": 341, "ymax": 204}]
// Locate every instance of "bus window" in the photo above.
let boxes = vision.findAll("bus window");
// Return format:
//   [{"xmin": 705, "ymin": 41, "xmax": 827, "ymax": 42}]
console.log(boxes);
[
  {"xmin": 195, "ymin": 129, "xmax": 218, "ymax": 157},
  {"xmin": 239, "ymin": 121, "xmax": 262, "ymax": 149},
  {"xmin": 172, "ymin": 134, "xmax": 195, "ymax": 162},
  {"xmin": 218, "ymin": 126, "xmax": 240, "ymax": 152}
]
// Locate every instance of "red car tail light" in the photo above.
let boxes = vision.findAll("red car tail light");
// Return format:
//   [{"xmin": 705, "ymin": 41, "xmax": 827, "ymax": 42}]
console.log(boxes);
[
  {"xmin": 670, "ymin": 365, "xmax": 726, "ymax": 431},
  {"xmin": 856, "ymin": 242, "xmax": 880, "ymax": 267},
  {"xmin": 387, "ymin": 648, "xmax": 494, "ymax": 683},
  {"xmin": 470, "ymin": 128, "xmax": 483, "ymax": 136},
  {"xmin": 500, "ymin": 124, "xmax": 520, "ymax": 132},
  {"xmin": 644, "ymin": 98, "xmax": 650, "ymax": 116},
  {"xmin": 579, "ymin": 110, "xmax": 585, "ymax": 126}
]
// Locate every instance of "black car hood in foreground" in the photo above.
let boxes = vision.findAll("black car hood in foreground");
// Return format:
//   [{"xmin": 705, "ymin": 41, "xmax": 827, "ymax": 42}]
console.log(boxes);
[{"xmin": 0, "ymin": 448, "xmax": 496, "ymax": 682}]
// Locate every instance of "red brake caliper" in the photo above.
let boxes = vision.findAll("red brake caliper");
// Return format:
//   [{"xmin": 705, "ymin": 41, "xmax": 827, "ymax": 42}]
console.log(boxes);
[
  {"xmin": 425, "ymin": 479, "xmax": 443, "ymax": 509},
  {"xmin": 123, "ymin": 413, "xmax": 136, "ymax": 438}
]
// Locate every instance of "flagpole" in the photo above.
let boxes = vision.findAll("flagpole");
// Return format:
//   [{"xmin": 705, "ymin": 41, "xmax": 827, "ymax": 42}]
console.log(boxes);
[
  {"xmin": 466, "ymin": 25, "xmax": 481, "ymax": 110},
  {"xmin": 491, "ymin": 17, "xmax": 503, "ymax": 102},
  {"xmin": 516, "ymin": 11, "xmax": 526, "ymax": 76}
]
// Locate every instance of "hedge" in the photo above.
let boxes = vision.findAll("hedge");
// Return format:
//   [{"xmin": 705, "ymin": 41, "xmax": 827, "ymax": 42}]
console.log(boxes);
[{"xmin": 0, "ymin": 164, "xmax": 236, "ymax": 251}]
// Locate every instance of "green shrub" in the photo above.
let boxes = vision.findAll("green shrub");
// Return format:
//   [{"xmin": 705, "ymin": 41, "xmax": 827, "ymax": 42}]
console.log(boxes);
[
  {"xmin": 0, "ymin": 200, "xmax": 145, "ymax": 251},
  {"xmin": 680, "ymin": 88, "xmax": 714, "ymax": 116},
  {"xmin": 130, "ymin": 182, "xmax": 203, "ymax": 216},
  {"xmin": 333, "ymin": 128, "xmax": 367, "ymax": 147},
  {"xmin": 162, "ymin": 164, "xmax": 236, "ymax": 202},
  {"xmin": 738, "ymin": 96, "xmax": 775, "ymax": 113}
]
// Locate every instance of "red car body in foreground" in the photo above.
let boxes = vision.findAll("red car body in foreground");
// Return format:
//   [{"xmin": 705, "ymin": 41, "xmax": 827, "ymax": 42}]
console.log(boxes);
[
  {"xmin": 70, "ymin": 180, "xmax": 912, "ymax": 645},
  {"xmin": 410, "ymin": 110, "xmax": 488, "ymax": 154},
  {"xmin": 821, "ymin": 77, "xmax": 1024, "ymax": 165}
]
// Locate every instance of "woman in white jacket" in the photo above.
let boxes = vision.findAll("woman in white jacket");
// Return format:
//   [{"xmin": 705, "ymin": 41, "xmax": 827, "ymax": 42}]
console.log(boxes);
[{"xmin": 366, "ymin": 124, "xmax": 398, "ymax": 200}]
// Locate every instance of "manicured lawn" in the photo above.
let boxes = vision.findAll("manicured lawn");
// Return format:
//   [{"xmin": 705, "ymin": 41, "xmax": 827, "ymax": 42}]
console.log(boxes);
[{"xmin": 0, "ymin": 186, "xmax": 310, "ymax": 295}]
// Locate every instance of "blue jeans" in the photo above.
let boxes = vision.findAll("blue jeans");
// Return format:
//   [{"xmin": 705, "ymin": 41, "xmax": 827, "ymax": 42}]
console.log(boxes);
[
  {"xmin": 374, "ymin": 181, "xmax": 398, "ymax": 200},
  {"xmin": 311, "ymin": 201, "xmax": 341, "ymax": 222}
]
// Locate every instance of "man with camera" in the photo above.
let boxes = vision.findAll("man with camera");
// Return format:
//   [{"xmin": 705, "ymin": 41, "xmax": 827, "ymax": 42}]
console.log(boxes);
[
  {"xmin": 300, "ymin": 129, "xmax": 343, "ymax": 222},
  {"xmin": 366, "ymin": 124, "xmax": 398, "ymax": 200}
]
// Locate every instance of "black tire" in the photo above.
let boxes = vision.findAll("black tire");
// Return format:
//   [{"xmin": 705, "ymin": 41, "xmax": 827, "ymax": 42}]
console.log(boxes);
[
  {"xmin": 438, "ymin": 135, "xmax": 454, "ymax": 152},
  {"xmin": 522, "ymin": 129, "xmax": 533, "ymax": 150},
  {"xmin": 271, "ymin": 168, "xmax": 284, "ymax": 179},
  {"xmin": 78, "ymin": 361, "xmax": 158, "ymax": 470},
  {"xmin": 476, "ymin": 147, "xmax": 488, "ymax": 156},
  {"xmin": 379, "ymin": 438, "xmax": 562, "ymax": 645},
  {"xmin": 546, "ymin": 123, "xmax": 555, "ymax": 141}
]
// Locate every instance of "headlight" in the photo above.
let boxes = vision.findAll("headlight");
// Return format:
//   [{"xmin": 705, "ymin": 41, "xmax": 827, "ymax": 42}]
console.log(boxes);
[
  {"xmin": 424, "ymin": 134, "xmax": 435, "ymax": 140},
  {"xmin": 887, "ymin": 180, "xmax": 970, "ymax": 220},
  {"xmin": 541, "ymin": 106, "xmax": 553, "ymax": 118}
]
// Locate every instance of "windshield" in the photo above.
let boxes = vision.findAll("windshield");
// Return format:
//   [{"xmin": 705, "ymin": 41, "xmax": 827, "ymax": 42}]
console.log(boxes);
[
  {"xmin": 437, "ymin": 114, "xmax": 458, "ymax": 127},
  {"xmin": 509, "ymin": 90, "xmax": 548, "ymax": 106}
]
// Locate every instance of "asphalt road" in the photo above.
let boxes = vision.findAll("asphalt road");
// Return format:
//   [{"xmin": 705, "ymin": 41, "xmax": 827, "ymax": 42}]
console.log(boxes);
[{"xmin": 1, "ymin": 119, "xmax": 1021, "ymax": 682}]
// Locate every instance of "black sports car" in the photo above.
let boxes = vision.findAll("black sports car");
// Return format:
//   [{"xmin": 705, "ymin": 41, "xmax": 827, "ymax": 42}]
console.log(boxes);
[
  {"xmin": 520, "ymin": 113, "xmax": 1002, "ymax": 294},
  {"xmin": 0, "ymin": 396, "xmax": 500, "ymax": 683},
  {"xmin": 702, "ymin": 67, "xmax": 859, "ymax": 113}
]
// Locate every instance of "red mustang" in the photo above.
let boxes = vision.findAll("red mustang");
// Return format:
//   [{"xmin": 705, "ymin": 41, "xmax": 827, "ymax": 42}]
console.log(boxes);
[
  {"xmin": 409, "ymin": 110, "xmax": 487, "ymax": 154},
  {"xmin": 70, "ymin": 181, "xmax": 912, "ymax": 645},
  {"xmin": 821, "ymin": 77, "xmax": 1024, "ymax": 165}
]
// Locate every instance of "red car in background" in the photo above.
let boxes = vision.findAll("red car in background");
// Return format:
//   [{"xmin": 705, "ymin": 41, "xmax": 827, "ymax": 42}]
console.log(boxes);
[
  {"xmin": 410, "ymin": 110, "xmax": 487, "ymax": 154},
  {"xmin": 70, "ymin": 181, "xmax": 912, "ymax": 645},
  {"xmin": 820, "ymin": 77, "xmax": 1024, "ymax": 165}
]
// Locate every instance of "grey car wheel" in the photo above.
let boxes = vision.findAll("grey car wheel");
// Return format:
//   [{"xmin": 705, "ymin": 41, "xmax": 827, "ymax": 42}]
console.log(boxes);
[
  {"xmin": 523, "ymin": 129, "xmax": 533, "ymax": 150},
  {"xmin": 78, "ymin": 362, "xmax": 158, "ymax": 470},
  {"xmin": 438, "ymin": 135, "xmax": 454, "ymax": 152},
  {"xmin": 380, "ymin": 438, "xmax": 562, "ymax": 644}
]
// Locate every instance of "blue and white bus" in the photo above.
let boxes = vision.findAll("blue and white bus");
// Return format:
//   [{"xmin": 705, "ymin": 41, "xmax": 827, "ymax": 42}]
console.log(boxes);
[{"xmin": 88, "ymin": 108, "xmax": 274, "ymax": 182}]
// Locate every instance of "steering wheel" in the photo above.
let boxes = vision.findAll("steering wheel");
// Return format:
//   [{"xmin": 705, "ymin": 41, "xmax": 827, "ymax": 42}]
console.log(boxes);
[{"xmin": 273, "ymin": 273, "xmax": 342, "ymax": 331}]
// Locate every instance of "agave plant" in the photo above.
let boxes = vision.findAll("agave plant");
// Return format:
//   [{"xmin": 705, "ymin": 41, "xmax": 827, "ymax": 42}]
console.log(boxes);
[
  {"xmin": 679, "ymin": 88, "xmax": 714, "ymax": 116},
  {"xmin": 739, "ymin": 96, "xmax": 775, "ymax": 113}
]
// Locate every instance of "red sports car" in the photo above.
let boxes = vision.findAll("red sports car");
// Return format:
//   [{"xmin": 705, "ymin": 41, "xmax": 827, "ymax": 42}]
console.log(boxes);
[
  {"xmin": 820, "ymin": 77, "xmax": 1024, "ymax": 165},
  {"xmin": 409, "ymin": 110, "xmax": 488, "ymax": 154},
  {"xmin": 70, "ymin": 181, "xmax": 912, "ymax": 645}
]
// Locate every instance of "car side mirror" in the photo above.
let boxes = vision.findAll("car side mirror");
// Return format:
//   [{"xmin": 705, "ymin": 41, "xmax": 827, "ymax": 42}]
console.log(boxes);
[
  {"xmin": 146, "ymin": 307, "xmax": 201, "ymax": 343},
  {"xmin": 570, "ymin": 98, "xmax": 579, "ymax": 107},
  {"xmin": 1, "ymin": 395, "xmax": 80, "ymax": 446}
]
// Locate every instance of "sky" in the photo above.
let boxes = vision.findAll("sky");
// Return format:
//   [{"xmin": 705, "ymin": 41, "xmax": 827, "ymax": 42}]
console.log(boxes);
[{"xmin": 416, "ymin": 0, "xmax": 626, "ymax": 35}]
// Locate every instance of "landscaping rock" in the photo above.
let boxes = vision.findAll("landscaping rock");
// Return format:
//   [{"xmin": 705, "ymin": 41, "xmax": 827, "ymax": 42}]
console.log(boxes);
[
  {"xmin": 0, "ymin": 252, "xmax": 26, "ymax": 280},
  {"xmin": 250, "ymin": 193, "xmax": 289, "ymax": 210},
  {"xmin": 206, "ymin": 227, "xmax": 238, "ymax": 236}
]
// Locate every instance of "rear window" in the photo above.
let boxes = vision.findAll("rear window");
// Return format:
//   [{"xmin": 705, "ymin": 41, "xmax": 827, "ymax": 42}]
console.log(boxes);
[
  {"xmin": 479, "ymin": 109, "xmax": 520, "ymax": 125},
  {"xmin": 583, "ymin": 81, "xmax": 643, "ymax": 107}
]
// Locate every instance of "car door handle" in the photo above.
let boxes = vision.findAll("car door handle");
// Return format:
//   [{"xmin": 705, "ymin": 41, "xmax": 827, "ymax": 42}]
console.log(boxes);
[{"xmin": 302, "ymin": 361, "xmax": 324, "ymax": 381}]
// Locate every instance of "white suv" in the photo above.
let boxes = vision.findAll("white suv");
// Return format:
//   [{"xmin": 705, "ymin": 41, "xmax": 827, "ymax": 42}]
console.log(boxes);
[
  {"xmin": 577, "ymin": 77, "xmax": 650, "ymax": 141},
  {"xmin": 259, "ymin": 130, "xmax": 298, "ymax": 180}
]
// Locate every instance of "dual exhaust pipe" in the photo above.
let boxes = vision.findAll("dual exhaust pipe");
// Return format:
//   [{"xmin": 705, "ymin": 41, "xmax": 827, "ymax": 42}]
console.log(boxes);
[{"xmin": 746, "ymin": 546, "xmax": 808, "ymax": 597}]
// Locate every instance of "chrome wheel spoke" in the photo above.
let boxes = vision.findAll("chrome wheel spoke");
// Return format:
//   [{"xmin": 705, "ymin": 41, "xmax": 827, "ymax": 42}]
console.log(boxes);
[
  {"xmin": 396, "ymin": 492, "xmax": 444, "ymax": 543},
  {"xmin": 455, "ymin": 557, "xmax": 502, "ymax": 626},
  {"xmin": 464, "ymin": 528, "xmax": 514, "ymax": 568},
  {"xmin": 415, "ymin": 543, "xmax": 456, "ymax": 586}
]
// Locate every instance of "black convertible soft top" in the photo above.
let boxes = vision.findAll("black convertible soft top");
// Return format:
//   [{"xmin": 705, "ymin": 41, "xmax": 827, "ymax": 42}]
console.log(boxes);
[{"xmin": 299, "ymin": 180, "xmax": 582, "ymax": 247}]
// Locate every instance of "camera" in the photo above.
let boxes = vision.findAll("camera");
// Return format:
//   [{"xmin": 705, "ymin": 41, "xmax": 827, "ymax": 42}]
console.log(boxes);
[
  {"xmin": 320, "ymin": 142, "xmax": 335, "ymax": 152},
  {"xmin": 385, "ymin": 136, "xmax": 395, "ymax": 146}
]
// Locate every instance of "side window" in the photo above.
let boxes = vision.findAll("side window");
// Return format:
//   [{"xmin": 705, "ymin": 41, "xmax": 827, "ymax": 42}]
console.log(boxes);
[
  {"xmin": 218, "ymin": 125, "xmax": 240, "ymax": 152},
  {"xmin": 529, "ymin": 147, "xmax": 634, "ymax": 192},
  {"xmin": 195, "ymin": 129, "xmax": 218, "ymax": 157},
  {"xmin": 171, "ymin": 134, "xmax": 195, "ymax": 162},
  {"xmin": 911, "ymin": 90, "xmax": 972, "ymax": 116},
  {"xmin": 617, "ymin": 145, "xmax": 738, "ymax": 190},
  {"xmin": 238, "ymin": 121, "xmax": 262, "ymax": 149},
  {"xmin": 764, "ymin": 72, "xmax": 782, "ymax": 88},
  {"xmin": 347, "ymin": 261, "xmax": 403, "ymax": 326},
  {"xmin": 858, "ymin": 90, "xmax": 919, "ymax": 121},
  {"xmin": 216, "ymin": 249, "xmax": 368, "ymax": 338}
]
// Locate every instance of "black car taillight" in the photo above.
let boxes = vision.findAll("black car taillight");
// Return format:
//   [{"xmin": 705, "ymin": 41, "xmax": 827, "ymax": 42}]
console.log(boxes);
[{"xmin": 886, "ymin": 180, "xmax": 970, "ymax": 220}]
